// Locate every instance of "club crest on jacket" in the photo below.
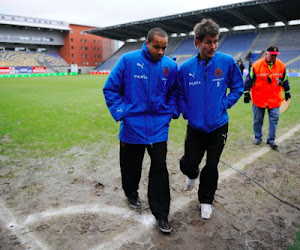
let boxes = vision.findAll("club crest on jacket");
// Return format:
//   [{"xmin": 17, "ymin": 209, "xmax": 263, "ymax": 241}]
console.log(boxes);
[
  {"xmin": 215, "ymin": 68, "xmax": 223, "ymax": 77},
  {"xmin": 164, "ymin": 67, "xmax": 169, "ymax": 76}
]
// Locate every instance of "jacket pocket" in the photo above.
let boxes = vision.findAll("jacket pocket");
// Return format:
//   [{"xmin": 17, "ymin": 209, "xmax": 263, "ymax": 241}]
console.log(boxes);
[{"xmin": 221, "ymin": 98, "xmax": 227, "ymax": 113}]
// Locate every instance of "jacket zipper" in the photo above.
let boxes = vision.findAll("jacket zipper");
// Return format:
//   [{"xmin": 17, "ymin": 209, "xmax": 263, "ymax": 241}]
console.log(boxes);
[
  {"xmin": 204, "ymin": 62, "xmax": 208, "ymax": 130},
  {"xmin": 145, "ymin": 62, "xmax": 150, "ymax": 144},
  {"xmin": 153, "ymin": 61, "xmax": 161, "ymax": 145}
]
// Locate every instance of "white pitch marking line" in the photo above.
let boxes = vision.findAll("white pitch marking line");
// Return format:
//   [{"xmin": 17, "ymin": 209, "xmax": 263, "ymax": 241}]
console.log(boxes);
[
  {"xmin": 16, "ymin": 202, "xmax": 156, "ymax": 227},
  {"xmin": 3, "ymin": 123, "xmax": 300, "ymax": 249},
  {"xmin": 93, "ymin": 123, "xmax": 300, "ymax": 249},
  {"xmin": 0, "ymin": 200, "xmax": 48, "ymax": 250},
  {"xmin": 91, "ymin": 197, "xmax": 196, "ymax": 250},
  {"xmin": 91, "ymin": 221, "xmax": 154, "ymax": 250},
  {"xmin": 22, "ymin": 204, "xmax": 132, "ymax": 226},
  {"xmin": 220, "ymin": 123, "xmax": 300, "ymax": 180}
]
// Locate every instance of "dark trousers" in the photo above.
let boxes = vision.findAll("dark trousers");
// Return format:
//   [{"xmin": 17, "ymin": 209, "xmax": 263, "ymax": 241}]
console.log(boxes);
[
  {"xmin": 180, "ymin": 123, "xmax": 228, "ymax": 204},
  {"xmin": 120, "ymin": 141, "xmax": 170, "ymax": 219}
]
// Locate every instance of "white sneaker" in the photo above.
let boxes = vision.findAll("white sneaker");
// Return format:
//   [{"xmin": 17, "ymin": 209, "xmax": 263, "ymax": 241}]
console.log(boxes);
[
  {"xmin": 200, "ymin": 203, "xmax": 212, "ymax": 219},
  {"xmin": 186, "ymin": 177, "xmax": 196, "ymax": 190}
]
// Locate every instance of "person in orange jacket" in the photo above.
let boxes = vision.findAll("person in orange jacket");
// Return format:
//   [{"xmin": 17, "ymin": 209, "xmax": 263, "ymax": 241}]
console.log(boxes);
[{"xmin": 244, "ymin": 46, "xmax": 291, "ymax": 149}]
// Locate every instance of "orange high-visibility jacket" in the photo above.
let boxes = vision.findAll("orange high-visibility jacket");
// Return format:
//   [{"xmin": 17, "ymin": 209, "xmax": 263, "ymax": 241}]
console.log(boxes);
[{"xmin": 250, "ymin": 58, "xmax": 286, "ymax": 109}]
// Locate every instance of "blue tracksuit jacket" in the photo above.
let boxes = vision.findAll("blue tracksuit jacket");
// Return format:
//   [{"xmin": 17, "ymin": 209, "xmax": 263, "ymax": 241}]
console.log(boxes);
[
  {"xmin": 177, "ymin": 52, "xmax": 244, "ymax": 133},
  {"xmin": 103, "ymin": 42, "xmax": 178, "ymax": 144}
]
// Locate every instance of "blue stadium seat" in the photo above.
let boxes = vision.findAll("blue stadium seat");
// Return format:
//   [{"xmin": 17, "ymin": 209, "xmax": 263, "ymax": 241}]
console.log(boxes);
[
  {"xmin": 93, "ymin": 28, "xmax": 300, "ymax": 71},
  {"xmin": 217, "ymin": 32, "xmax": 257, "ymax": 59}
]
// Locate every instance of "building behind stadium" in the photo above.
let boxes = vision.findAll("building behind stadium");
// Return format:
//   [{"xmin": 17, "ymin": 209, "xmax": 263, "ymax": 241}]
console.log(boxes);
[{"xmin": 0, "ymin": 14, "xmax": 115, "ymax": 74}]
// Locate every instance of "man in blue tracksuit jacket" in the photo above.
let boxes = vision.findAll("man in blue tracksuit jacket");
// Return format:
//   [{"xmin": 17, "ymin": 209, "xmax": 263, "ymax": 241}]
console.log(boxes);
[
  {"xmin": 103, "ymin": 27, "xmax": 178, "ymax": 233},
  {"xmin": 177, "ymin": 19, "xmax": 243, "ymax": 219}
]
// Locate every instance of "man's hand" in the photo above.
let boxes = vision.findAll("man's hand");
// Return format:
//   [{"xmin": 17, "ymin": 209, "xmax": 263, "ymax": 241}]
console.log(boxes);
[
  {"xmin": 285, "ymin": 91, "xmax": 291, "ymax": 101},
  {"xmin": 244, "ymin": 91, "xmax": 251, "ymax": 103}
]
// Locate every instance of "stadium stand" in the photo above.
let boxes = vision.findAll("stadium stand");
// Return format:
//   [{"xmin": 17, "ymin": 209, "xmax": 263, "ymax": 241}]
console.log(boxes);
[
  {"xmin": 171, "ymin": 38, "xmax": 197, "ymax": 56},
  {"xmin": 40, "ymin": 53, "xmax": 69, "ymax": 67},
  {"xmin": 168, "ymin": 38, "xmax": 198, "ymax": 66},
  {"xmin": 1, "ymin": 0, "xmax": 300, "ymax": 73},
  {"xmin": 245, "ymin": 27, "xmax": 300, "ymax": 70},
  {"xmin": 94, "ymin": 41, "xmax": 142, "ymax": 71},
  {"xmin": 270, "ymin": 28, "xmax": 300, "ymax": 69},
  {"xmin": 278, "ymin": 50, "xmax": 300, "ymax": 69},
  {"xmin": 165, "ymin": 37, "xmax": 185, "ymax": 56},
  {"xmin": 217, "ymin": 31, "xmax": 257, "ymax": 59},
  {"xmin": 251, "ymin": 30, "xmax": 281, "ymax": 51},
  {"xmin": 0, "ymin": 14, "xmax": 115, "ymax": 73},
  {"xmin": 174, "ymin": 55, "xmax": 194, "ymax": 66},
  {"xmin": 95, "ymin": 38, "xmax": 188, "ymax": 71},
  {"xmin": 87, "ymin": 0, "xmax": 299, "ymax": 72},
  {"xmin": 95, "ymin": 27, "xmax": 300, "ymax": 71},
  {"xmin": 0, "ymin": 51, "xmax": 68, "ymax": 67},
  {"xmin": 272, "ymin": 29, "xmax": 299, "ymax": 50},
  {"xmin": 0, "ymin": 52, "xmax": 37, "ymax": 67}
]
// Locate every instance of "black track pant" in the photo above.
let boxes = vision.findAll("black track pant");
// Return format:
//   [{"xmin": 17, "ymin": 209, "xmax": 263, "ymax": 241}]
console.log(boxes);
[
  {"xmin": 180, "ymin": 123, "xmax": 228, "ymax": 204},
  {"xmin": 120, "ymin": 141, "xmax": 170, "ymax": 219}
]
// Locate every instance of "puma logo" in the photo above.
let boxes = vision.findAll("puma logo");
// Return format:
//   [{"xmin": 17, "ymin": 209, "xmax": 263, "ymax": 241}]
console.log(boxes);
[
  {"xmin": 222, "ymin": 133, "xmax": 227, "ymax": 145},
  {"xmin": 137, "ymin": 63, "xmax": 144, "ymax": 69}
]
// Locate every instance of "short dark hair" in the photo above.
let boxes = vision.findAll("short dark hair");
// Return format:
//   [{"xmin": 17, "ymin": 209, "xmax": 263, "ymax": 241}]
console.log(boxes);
[
  {"xmin": 147, "ymin": 27, "xmax": 168, "ymax": 42},
  {"xmin": 193, "ymin": 19, "xmax": 220, "ymax": 42}
]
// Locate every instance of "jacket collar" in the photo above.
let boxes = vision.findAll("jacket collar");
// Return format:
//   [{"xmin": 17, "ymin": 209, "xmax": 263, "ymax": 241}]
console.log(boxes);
[
  {"xmin": 142, "ymin": 41, "xmax": 161, "ymax": 62},
  {"xmin": 264, "ymin": 57, "xmax": 276, "ymax": 70},
  {"xmin": 197, "ymin": 52, "xmax": 216, "ymax": 66}
]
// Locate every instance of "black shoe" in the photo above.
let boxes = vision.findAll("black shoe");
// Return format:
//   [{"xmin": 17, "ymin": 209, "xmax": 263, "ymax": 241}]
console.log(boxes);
[
  {"xmin": 158, "ymin": 218, "xmax": 172, "ymax": 233},
  {"xmin": 127, "ymin": 195, "xmax": 141, "ymax": 209},
  {"xmin": 267, "ymin": 141, "xmax": 278, "ymax": 149},
  {"xmin": 254, "ymin": 139, "xmax": 262, "ymax": 145}
]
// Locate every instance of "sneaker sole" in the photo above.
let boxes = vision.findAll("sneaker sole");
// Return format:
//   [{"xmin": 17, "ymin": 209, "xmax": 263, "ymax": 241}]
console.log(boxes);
[
  {"xmin": 200, "ymin": 204, "xmax": 212, "ymax": 219},
  {"xmin": 130, "ymin": 204, "xmax": 141, "ymax": 209},
  {"xmin": 159, "ymin": 227, "xmax": 172, "ymax": 233},
  {"xmin": 201, "ymin": 208, "xmax": 212, "ymax": 219},
  {"xmin": 201, "ymin": 213, "xmax": 211, "ymax": 220}
]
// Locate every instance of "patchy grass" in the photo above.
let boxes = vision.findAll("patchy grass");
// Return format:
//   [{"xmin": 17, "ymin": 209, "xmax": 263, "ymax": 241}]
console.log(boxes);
[
  {"xmin": 288, "ymin": 230, "xmax": 300, "ymax": 250},
  {"xmin": 1, "ymin": 75, "xmax": 300, "ymax": 160},
  {"xmin": 0, "ymin": 75, "xmax": 118, "ymax": 157}
]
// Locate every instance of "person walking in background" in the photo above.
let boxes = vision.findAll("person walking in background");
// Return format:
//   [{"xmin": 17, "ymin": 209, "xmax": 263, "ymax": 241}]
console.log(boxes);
[
  {"xmin": 244, "ymin": 46, "xmax": 291, "ymax": 149},
  {"xmin": 177, "ymin": 19, "xmax": 243, "ymax": 219},
  {"xmin": 237, "ymin": 58, "xmax": 245, "ymax": 76},
  {"xmin": 103, "ymin": 27, "xmax": 178, "ymax": 233}
]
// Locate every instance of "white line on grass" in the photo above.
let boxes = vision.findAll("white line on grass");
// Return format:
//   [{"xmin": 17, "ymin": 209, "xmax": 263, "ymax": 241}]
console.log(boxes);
[
  {"xmin": 0, "ymin": 200, "xmax": 48, "ymax": 250},
  {"xmin": 22, "ymin": 204, "xmax": 132, "ymax": 225},
  {"xmin": 91, "ymin": 196, "xmax": 195, "ymax": 250},
  {"xmin": 220, "ymin": 123, "xmax": 300, "ymax": 180},
  {"xmin": 2, "ymin": 123, "xmax": 300, "ymax": 249},
  {"xmin": 93, "ymin": 124, "xmax": 300, "ymax": 249}
]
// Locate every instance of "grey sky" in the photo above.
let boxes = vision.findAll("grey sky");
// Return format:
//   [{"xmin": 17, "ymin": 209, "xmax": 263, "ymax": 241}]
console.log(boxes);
[{"xmin": 1, "ymin": 0, "xmax": 252, "ymax": 28}]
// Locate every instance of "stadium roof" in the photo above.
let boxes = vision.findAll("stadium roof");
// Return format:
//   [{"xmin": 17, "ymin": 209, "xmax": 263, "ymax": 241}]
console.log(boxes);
[
  {"xmin": 86, "ymin": 0, "xmax": 300, "ymax": 41},
  {"xmin": 0, "ymin": 14, "xmax": 71, "ymax": 31}
]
